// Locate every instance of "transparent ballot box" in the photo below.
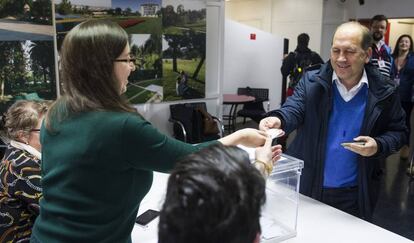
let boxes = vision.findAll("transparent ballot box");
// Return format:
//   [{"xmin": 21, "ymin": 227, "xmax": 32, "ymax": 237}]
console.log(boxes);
[{"xmin": 261, "ymin": 154, "xmax": 304, "ymax": 242}]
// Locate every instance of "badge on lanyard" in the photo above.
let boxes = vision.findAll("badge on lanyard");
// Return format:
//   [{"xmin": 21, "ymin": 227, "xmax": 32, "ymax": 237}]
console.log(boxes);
[
  {"xmin": 394, "ymin": 72, "xmax": 400, "ymax": 85},
  {"xmin": 378, "ymin": 59, "xmax": 386, "ymax": 68},
  {"xmin": 394, "ymin": 77, "xmax": 400, "ymax": 85}
]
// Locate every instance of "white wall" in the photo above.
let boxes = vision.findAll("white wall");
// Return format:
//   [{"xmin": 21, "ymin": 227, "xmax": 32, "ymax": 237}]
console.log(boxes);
[
  {"xmin": 270, "ymin": 0, "xmax": 324, "ymax": 54},
  {"xmin": 354, "ymin": 0, "xmax": 414, "ymax": 19},
  {"xmin": 225, "ymin": 0, "xmax": 324, "ymax": 54},
  {"xmin": 223, "ymin": 20, "xmax": 284, "ymax": 113},
  {"xmin": 136, "ymin": 0, "xmax": 225, "ymax": 135},
  {"xmin": 225, "ymin": 0, "xmax": 272, "ymax": 32},
  {"xmin": 319, "ymin": 0, "xmax": 354, "ymax": 60}
]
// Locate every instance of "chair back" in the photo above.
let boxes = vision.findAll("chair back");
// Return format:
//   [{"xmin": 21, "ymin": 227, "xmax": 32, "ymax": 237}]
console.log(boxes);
[
  {"xmin": 236, "ymin": 87, "xmax": 269, "ymax": 123},
  {"xmin": 169, "ymin": 102, "xmax": 221, "ymax": 143},
  {"xmin": 237, "ymin": 87, "xmax": 269, "ymax": 102}
]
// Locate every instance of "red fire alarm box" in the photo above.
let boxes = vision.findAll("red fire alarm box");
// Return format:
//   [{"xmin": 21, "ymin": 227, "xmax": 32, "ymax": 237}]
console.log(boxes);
[{"xmin": 250, "ymin": 33, "xmax": 256, "ymax": 40}]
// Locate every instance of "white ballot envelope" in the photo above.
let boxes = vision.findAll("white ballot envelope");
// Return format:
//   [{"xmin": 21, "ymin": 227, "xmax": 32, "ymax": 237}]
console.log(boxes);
[{"xmin": 267, "ymin": 128, "xmax": 284, "ymax": 140}]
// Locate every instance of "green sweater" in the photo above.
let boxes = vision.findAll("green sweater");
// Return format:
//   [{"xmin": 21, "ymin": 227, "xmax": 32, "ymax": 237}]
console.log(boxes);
[{"xmin": 32, "ymin": 111, "xmax": 216, "ymax": 243}]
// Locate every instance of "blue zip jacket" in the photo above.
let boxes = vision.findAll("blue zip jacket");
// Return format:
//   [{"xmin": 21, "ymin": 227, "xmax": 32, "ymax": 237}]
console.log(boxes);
[{"xmin": 268, "ymin": 62, "xmax": 407, "ymax": 221}]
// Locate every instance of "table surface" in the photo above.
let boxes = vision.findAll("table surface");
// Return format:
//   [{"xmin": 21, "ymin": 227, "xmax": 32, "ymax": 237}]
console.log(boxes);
[
  {"xmin": 131, "ymin": 172, "xmax": 412, "ymax": 243},
  {"xmin": 223, "ymin": 94, "xmax": 255, "ymax": 104}
]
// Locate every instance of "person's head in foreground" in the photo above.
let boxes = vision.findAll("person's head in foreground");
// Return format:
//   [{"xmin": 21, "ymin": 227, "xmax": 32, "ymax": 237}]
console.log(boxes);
[{"xmin": 158, "ymin": 144, "xmax": 266, "ymax": 243}]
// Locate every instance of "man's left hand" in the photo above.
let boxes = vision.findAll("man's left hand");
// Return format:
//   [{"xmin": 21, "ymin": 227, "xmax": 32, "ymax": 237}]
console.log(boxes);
[{"xmin": 342, "ymin": 136, "xmax": 378, "ymax": 157}]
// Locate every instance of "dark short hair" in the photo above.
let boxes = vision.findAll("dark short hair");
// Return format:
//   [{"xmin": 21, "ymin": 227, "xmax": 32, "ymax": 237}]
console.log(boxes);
[
  {"xmin": 297, "ymin": 33, "xmax": 310, "ymax": 47},
  {"xmin": 158, "ymin": 144, "xmax": 266, "ymax": 243},
  {"xmin": 370, "ymin": 14, "xmax": 388, "ymax": 26},
  {"xmin": 392, "ymin": 34, "xmax": 413, "ymax": 58}
]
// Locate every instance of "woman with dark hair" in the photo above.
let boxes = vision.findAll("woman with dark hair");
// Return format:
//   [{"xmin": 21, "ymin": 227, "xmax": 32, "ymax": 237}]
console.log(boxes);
[
  {"xmin": 391, "ymin": 34, "xmax": 414, "ymax": 159},
  {"xmin": 31, "ymin": 20, "xmax": 278, "ymax": 243},
  {"xmin": 0, "ymin": 100, "xmax": 49, "ymax": 242}
]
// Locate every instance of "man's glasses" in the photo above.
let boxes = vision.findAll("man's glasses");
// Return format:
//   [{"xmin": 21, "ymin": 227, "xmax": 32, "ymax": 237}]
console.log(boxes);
[{"xmin": 30, "ymin": 129, "xmax": 41, "ymax": 132}]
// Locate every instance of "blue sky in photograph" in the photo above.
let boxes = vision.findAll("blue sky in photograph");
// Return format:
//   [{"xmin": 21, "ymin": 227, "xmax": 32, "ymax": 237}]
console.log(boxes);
[
  {"xmin": 130, "ymin": 34, "xmax": 150, "ymax": 48},
  {"xmin": 112, "ymin": 0, "xmax": 162, "ymax": 12},
  {"xmin": 162, "ymin": 0, "xmax": 205, "ymax": 11}
]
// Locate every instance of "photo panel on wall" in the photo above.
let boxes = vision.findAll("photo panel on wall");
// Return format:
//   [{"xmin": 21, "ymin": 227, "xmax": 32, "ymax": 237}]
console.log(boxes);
[
  {"xmin": 0, "ymin": 0, "xmax": 56, "ymax": 114},
  {"xmin": 54, "ymin": 0, "xmax": 164, "ymax": 104},
  {"xmin": 161, "ymin": 0, "xmax": 207, "ymax": 101}
]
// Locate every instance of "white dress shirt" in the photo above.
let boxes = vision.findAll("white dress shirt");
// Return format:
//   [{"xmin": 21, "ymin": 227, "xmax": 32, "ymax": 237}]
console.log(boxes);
[{"xmin": 332, "ymin": 69, "xmax": 369, "ymax": 102}]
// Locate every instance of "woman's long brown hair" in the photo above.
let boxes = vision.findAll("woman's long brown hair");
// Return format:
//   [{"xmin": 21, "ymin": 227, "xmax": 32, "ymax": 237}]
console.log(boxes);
[{"xmin": 45, "ymin": 19, "xmax": 136, "ymax": 131}]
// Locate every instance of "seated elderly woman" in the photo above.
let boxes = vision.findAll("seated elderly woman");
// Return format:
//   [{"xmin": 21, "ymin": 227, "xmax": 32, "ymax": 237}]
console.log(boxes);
[{"xmin": 0, "ymin": 100, "xmax": 48, "ymax": 242}]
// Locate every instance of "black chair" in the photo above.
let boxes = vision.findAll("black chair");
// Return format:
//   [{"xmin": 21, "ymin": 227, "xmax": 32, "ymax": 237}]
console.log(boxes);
[
  {"xmin": 237, "ymin": 87, "xmax": 270, "ymax": 124},
  {"xmin": 169, "ymin": 102, "xmax": 224, "ymax": 144}
]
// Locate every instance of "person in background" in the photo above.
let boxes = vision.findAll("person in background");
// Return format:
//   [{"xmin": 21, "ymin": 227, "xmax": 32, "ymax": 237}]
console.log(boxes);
[
  {"xmin": 158, "ymin": 139, "xmax": 281, "ymax": 243},
  {"xmin": 31, "ymin": 20, "xmax": 277, "ymax": 243},
  {"xmin": 0, "ymin": 100, "xmax": 48, "ymax": 242},
  {"xmin": 281, "ymin": 33, "xmax": 324, "ymax": 97},
  {"xmin": 370, "ymin": 14, "xmax": 393, "ymax": 78},
  {"xmin": 279, "ymin": 33, "xmax": 324, "ymax": 148},
  {"xmin": 391, "ymin": 34, "xmax": 414, "ymax": 160},
  {"xmin": 259, "ymin": 22, "xmax": 407, "ymax": 221}
]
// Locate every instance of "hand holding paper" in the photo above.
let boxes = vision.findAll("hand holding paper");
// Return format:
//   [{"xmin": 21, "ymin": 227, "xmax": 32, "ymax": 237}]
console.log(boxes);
[{"xmin": 266, "ymin": 128, "xmax": 285, "ymax": 140}]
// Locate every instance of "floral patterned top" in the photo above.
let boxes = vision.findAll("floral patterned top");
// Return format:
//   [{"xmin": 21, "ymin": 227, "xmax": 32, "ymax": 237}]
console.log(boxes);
[{"xmin": 0, "ymin": 145, "xmax": 41, "ymax": 242}]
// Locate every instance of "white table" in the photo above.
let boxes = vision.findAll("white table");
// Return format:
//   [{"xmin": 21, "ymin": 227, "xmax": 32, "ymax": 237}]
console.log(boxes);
[{"xmin": 131, "ymin": 172, "xmax": 412, "ymax": 243}]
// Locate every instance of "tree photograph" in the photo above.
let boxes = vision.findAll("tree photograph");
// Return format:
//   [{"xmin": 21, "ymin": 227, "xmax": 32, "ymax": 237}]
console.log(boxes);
[
  {"xmin": 162, "ymin": 0, "xmax": 206, "ymax": 34},
  {"xmin": 125, "ymin": 34, "xmax": 163, "ymax": 104},
  {"xmin": 0, "ymin": 0, "xmax": 54, "ymax": 41},
  {"xmin": 0, "ymin": 40, "xmax": 57, "ymax": 113},
  {"xmin": 161, "ymin": 0, "xmax": 206, "ymax": 101},
  {"xmin": 55, "ymin": 0, "xmax": 162, "ymax": 50}
]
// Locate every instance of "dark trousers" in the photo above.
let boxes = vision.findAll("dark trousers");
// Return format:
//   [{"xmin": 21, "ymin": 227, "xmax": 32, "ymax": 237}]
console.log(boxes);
[
  {"xmin": 401, "ymin": 101, "xmax": 413, "ymax": 144},
  {"xmin": 321, "ymin": 186, "xmax": 359, "ymax": 217}
]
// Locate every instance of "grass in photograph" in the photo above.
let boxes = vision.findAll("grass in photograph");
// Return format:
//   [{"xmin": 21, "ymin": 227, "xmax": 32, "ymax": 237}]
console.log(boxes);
[
  {"xmin": 182, "ymin": 20, "xmax": 206, "ymax": 32},
  {"xmin": 163, "ymin": 58, "xmax": 205, "ymax": 101},
  {"xmin": 125, "ymin": 78, "xmax": 162, "ymax": 104},
  {"xmin": 163, "ymin": 20, "xmax": 206, "ymax": 35},
  {"xmin": 128, "ymin": 89, "xmax": 155, "ymax": 103},
  {"xmin": 110, "ymin": 17, "xmax": 162, "ymax": 35},
  {"xmin": 163, "ymin": 26, "xmax": 185, "ymax": 35}
]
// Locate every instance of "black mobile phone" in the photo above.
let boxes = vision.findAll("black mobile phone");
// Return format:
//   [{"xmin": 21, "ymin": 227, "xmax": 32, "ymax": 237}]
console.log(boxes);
[{"xmin": 135, "ymin": 209, "xmax": 160, "ymax": 226}]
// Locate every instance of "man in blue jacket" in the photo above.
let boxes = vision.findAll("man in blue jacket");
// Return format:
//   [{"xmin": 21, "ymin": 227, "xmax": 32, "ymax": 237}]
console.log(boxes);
[{"xmin": 260, "ymin": 22, "xmax": 407, "ymax": 221}]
